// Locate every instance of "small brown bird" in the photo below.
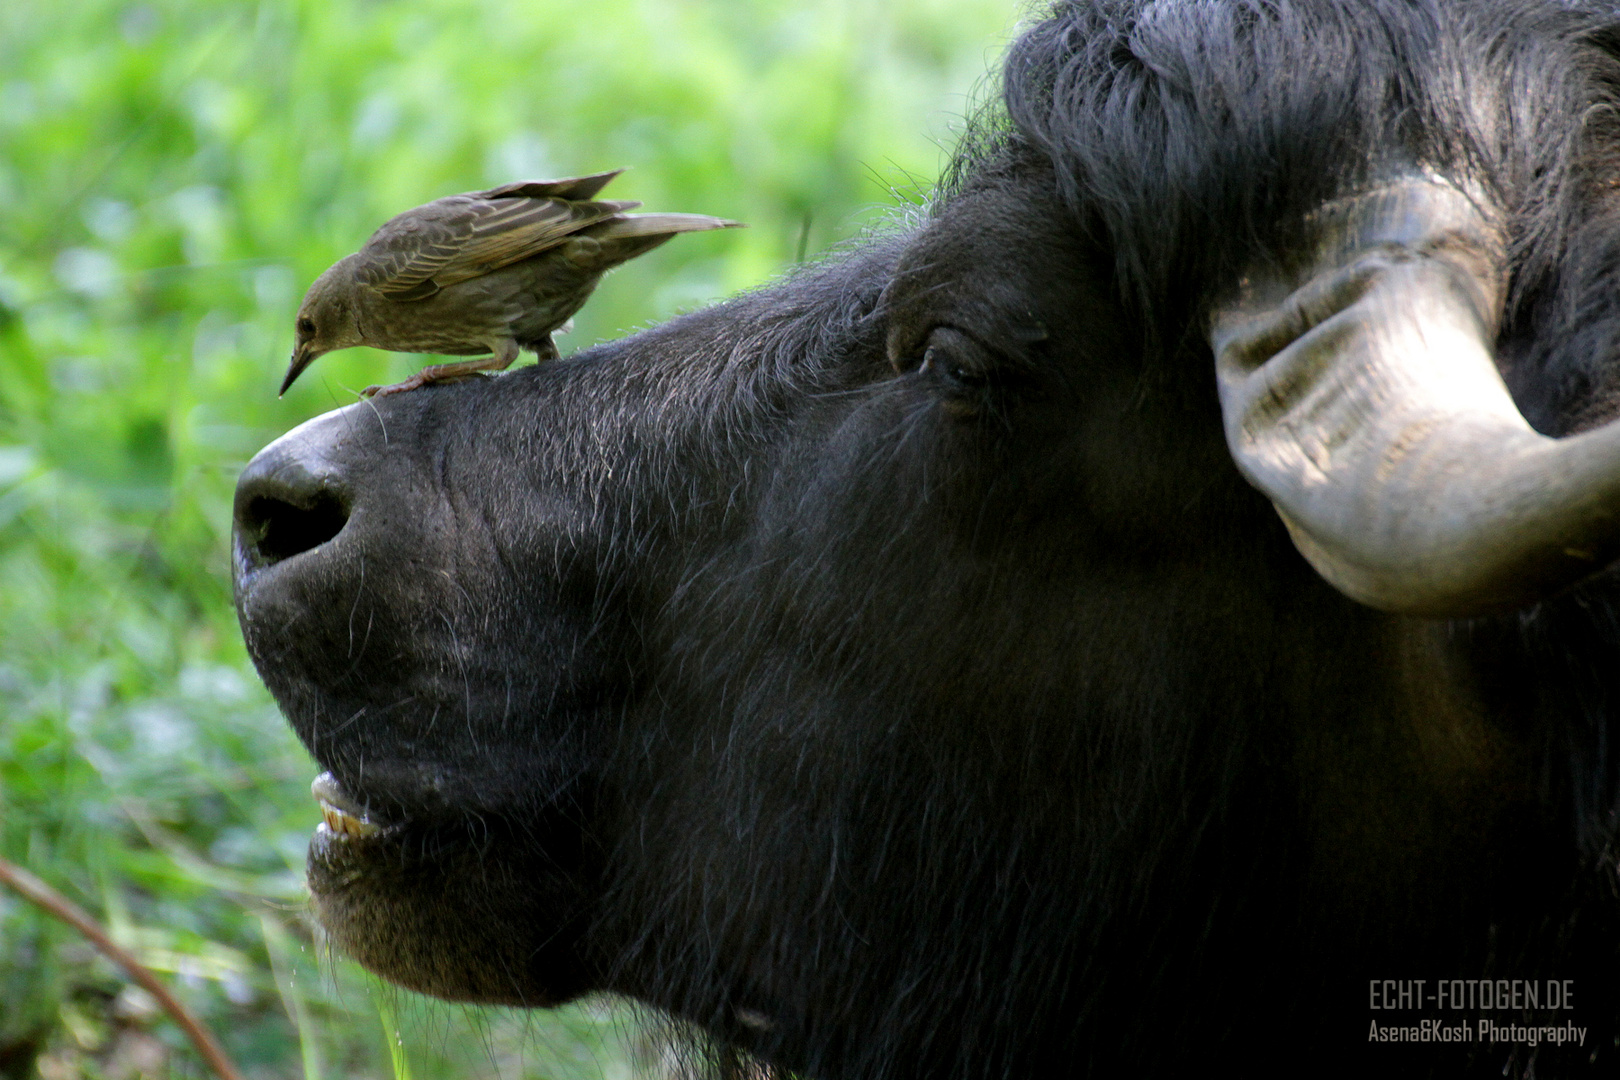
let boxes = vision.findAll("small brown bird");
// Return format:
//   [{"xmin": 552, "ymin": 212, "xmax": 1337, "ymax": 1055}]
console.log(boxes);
[{"xmin": 282, "ymin": 171, "xmax": 739, "ymax": 396}]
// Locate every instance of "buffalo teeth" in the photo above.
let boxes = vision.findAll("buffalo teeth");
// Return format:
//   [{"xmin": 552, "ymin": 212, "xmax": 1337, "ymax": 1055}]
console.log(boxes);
[{"xmin": 318, "ymin": 799, "xmax": 380, "ymax": 838}]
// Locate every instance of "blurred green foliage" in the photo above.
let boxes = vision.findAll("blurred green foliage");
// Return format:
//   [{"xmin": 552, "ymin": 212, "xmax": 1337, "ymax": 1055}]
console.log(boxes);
[{"xmin": 0, "ymin": 0, "xmax": 1016, "ymax": 1076}]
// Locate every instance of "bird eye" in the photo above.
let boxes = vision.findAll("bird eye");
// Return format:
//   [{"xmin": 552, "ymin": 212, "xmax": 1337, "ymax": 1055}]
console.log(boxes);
[{"xmin": 297, "ymin": 317, "xmax": 315, "ymax": 336}]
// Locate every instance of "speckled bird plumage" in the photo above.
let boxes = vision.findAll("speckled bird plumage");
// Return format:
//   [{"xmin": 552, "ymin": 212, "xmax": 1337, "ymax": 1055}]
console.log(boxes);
[{"xmin": 283, "ymin": 171, "xmax": 739, "ymax": 396}]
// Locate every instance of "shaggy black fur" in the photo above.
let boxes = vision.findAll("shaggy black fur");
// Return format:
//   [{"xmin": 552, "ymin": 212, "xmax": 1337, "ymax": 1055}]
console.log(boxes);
[{"xmin": 234, "ymin": 1, "xmax": 1620, "ymax": 1077}]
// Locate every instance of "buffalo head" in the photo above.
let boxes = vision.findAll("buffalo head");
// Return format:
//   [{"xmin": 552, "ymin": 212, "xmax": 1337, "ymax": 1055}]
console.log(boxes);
[{"xmin": 234, "ymin": 1, "xmax": 1620, "ymax": 1075}]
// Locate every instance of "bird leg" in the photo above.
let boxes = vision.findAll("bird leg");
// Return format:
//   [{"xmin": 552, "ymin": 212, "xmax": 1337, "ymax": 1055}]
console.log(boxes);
[{"xmin": 362, "ymin": 338, "xmax": 523, "ymax": 397}]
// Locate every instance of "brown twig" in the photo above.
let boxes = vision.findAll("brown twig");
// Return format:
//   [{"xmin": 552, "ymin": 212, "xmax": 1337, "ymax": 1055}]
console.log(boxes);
[{"xmin": 0, "ymin": 855, "xmax": 247, "ymax": 1080}]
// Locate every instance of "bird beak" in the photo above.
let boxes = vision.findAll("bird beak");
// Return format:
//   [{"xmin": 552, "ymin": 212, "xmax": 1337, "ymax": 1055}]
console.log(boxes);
[{"xmin": 280, "ymin": 344, "xmax": 313, "ymax": 397}]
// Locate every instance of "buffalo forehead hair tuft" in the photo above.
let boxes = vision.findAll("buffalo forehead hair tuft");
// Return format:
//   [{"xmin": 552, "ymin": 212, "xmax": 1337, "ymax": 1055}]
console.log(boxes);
[{"xmin": 957, "ymin": 0, "xmax": 1620, "ymax": 360}]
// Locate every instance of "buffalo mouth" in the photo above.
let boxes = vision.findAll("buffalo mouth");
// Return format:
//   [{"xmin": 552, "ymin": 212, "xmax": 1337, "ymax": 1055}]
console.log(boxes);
[
  {"xmin": 296, "ymin": 764, "xmax": 595, "ymax": 1007},
  {"xmin": 311, "ymin": 772, "xmax": 389, "ymax": 841}
]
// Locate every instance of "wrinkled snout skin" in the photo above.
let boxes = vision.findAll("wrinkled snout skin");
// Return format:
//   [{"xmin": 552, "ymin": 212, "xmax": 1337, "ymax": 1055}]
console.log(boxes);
[{"xmin": 236, "ymin": 390, "xmax": 623, "ymax": 821}]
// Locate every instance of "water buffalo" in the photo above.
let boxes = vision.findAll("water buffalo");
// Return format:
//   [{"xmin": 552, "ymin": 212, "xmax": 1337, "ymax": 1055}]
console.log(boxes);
[{"xmin": 233, "ymin": 0, "xmax": 1620, "ymax": 1075}]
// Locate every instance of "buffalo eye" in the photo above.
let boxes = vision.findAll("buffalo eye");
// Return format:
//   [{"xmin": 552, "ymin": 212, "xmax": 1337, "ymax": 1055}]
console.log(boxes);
[{"xmin": 918, "ymin": 326, "xmax": 995, "ymax": 400}]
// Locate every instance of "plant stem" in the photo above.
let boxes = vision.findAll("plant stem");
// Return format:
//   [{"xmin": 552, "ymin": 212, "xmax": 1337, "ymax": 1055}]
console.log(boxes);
[{"xmin": 0, "ymin": 855, "xmax": 247, "ymax": 1080}]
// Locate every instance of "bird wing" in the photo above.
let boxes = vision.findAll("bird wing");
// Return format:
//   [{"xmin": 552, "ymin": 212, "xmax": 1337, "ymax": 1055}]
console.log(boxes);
[{"xmin": 354, "ymin": 192, "xmax": 642, "ymax": 301}]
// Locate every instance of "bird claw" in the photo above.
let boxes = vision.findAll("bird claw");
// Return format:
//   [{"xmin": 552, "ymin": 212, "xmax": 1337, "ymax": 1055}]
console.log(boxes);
[
  {"xmin": 359, "ymin": 380, "xmax": 413, "ymax": 398},
  {"xmin": 360, "ymin": 370, "xmax": 496, "ymax": 398}
]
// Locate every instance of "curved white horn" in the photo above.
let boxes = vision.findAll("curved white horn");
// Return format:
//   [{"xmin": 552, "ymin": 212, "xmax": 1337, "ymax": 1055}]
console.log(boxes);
[{"xmin": 1211, "ymin": 178, "xmax": 1620, "ymax": 616}]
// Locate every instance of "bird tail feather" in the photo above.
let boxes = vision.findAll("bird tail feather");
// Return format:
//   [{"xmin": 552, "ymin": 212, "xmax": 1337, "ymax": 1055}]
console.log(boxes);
[
  {"xmin": 477, "ymin": 170, "xmax": 625, "ymax": 201},
  {"xmin": 586, "ymin": 213, "xmax": 743, "ymax": 239}
]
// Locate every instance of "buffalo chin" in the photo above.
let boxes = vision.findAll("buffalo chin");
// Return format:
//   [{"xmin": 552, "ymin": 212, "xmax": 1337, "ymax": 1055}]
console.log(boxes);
[{"xmin": 305, "ymin": 814, "xmax": 591, "ymax": 1006}]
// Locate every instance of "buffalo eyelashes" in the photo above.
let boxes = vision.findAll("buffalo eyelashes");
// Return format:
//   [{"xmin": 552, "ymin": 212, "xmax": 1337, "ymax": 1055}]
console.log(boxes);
[{"xmin": 916, "ymin": 326, "xmax": 992, "ymax": 393}]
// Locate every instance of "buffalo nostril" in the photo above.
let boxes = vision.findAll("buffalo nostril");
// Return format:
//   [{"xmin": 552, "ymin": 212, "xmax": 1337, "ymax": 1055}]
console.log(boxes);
[
  {"xmin": 234, "ymin": 411, "xmax": 370, "ymax": 572},
  {"xmin": 240, "ymin": 491, "xmax": 349, "ymax": 566}
]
